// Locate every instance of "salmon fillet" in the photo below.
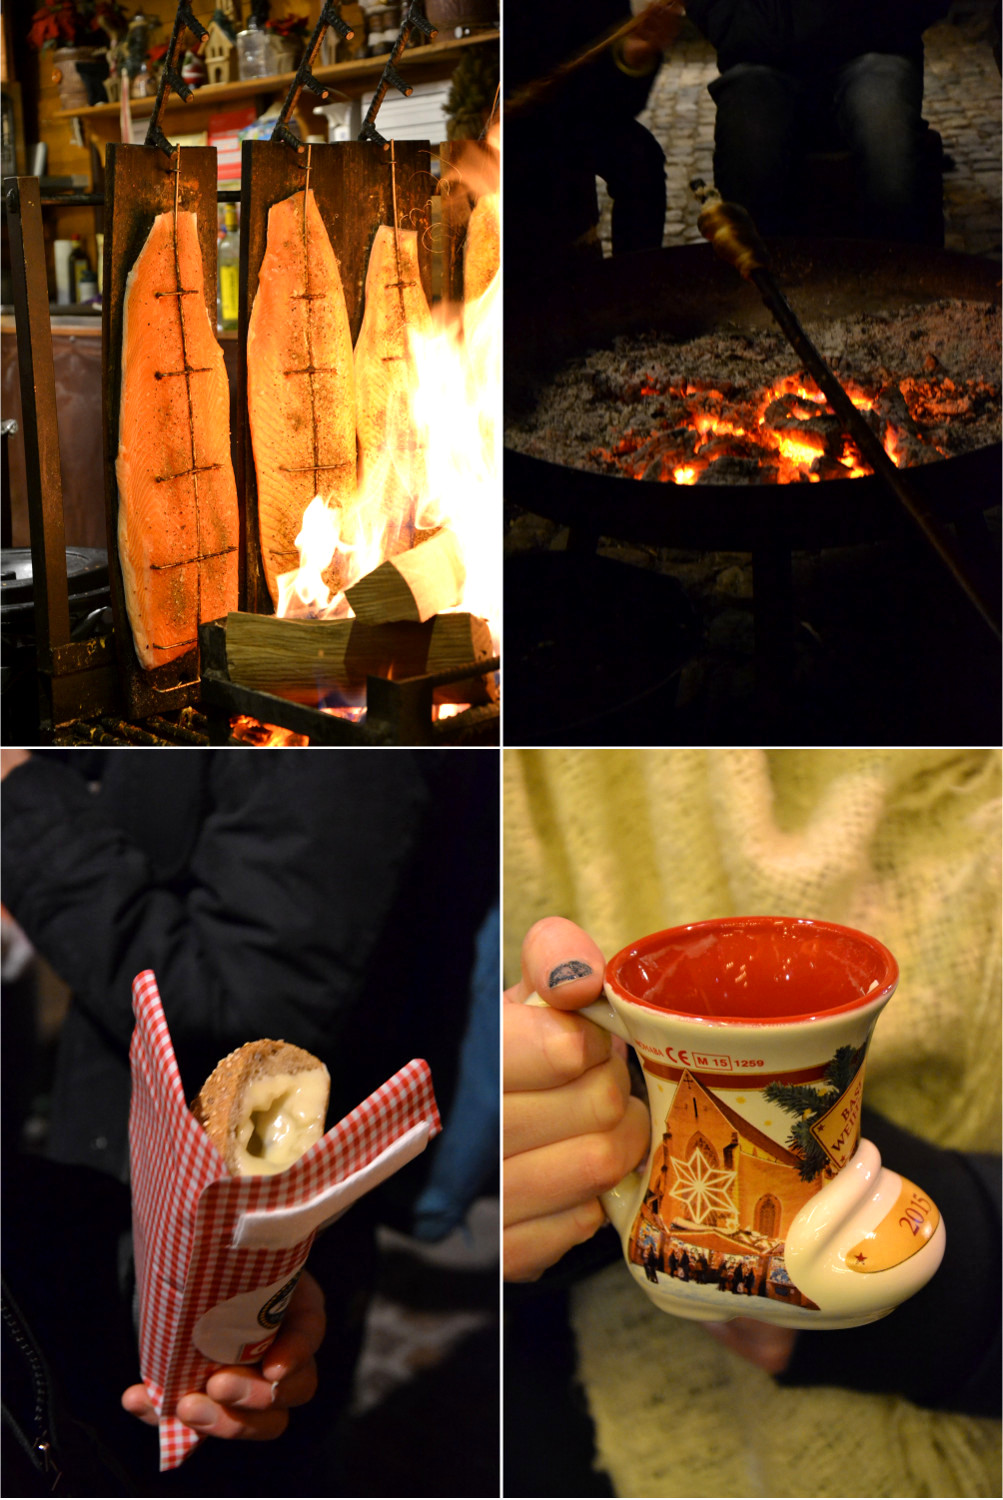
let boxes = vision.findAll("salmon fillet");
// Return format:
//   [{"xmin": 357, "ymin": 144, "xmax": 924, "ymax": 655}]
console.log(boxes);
[
  {"xmin": 247, "ymin": 190, "xmax": 356, "ymax": 607},
  {"xmin": 354, "ymin": 225, "xmax": 432, "ymax": 549},
  {"xmin": 464, "ymin": 191, "xmax": 499, "ymax": 302},
  {"xmin": 116, "ymin": 210, "xmax": 239, "ymax": 671}
]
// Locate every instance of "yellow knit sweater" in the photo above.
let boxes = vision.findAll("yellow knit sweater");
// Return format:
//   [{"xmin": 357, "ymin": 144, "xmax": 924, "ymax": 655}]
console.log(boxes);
[{"xmin": 504, "ymin": 747, "xmax": 1001, "ymax": 1498}]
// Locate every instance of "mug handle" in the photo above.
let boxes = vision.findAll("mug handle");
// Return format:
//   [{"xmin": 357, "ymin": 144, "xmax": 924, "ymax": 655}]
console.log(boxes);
[{"xmin": 526, "ymin": 993, "xmax": 646, "ymax": 1238}]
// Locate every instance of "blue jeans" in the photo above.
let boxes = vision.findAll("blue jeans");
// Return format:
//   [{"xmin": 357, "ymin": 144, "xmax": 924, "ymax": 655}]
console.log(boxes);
[{"xmin": 709, "ymin": 52, "xmax": 928, "ymax": 240}]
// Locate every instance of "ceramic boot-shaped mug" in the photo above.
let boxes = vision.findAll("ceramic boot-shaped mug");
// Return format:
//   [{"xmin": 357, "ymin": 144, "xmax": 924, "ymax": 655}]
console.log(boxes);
[{"xmin": 537, "ymin": 917, "xmax": 945, "ymax": 1330}]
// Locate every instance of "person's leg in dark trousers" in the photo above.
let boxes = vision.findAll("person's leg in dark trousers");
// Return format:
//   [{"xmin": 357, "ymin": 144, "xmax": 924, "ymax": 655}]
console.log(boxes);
[
  {"xmin": 708, "ymin": 62, "xmax": 805, "ymax": 233},
  {"xmin": 833, "ymin": 51, "xmax": 928, "ymax": 242}
]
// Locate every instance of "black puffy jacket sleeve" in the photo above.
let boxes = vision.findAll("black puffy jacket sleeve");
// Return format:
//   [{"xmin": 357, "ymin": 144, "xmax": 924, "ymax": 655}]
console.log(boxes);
[{"xmin": 1, "ymin": 751, "xmax": 442, "ymax": 1175}]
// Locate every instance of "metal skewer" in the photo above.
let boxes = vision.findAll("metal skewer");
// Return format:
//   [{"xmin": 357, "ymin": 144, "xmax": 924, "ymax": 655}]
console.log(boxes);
[
  {"xmin": 271, "ymin": 2, "xmax": 356, "ymax": 154},
  {"xmin": 359, "ymin": 0, "xmax": 438, "ymax": 147},
  {"xmin": 144, "ymin": 2, "xmax": 208, "ymax": 157},
  {"xmin": 695, "ymin": 189, "xmax": 1001, "ymax": 641}
]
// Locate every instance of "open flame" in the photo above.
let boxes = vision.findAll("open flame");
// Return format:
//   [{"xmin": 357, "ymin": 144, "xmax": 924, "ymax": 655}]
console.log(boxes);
[{"xmin": 275, "ymin": 136, "xmax": 500, "ymax": 653}]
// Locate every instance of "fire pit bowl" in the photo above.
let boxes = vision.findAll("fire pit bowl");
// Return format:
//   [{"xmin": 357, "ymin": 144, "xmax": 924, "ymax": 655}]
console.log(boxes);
[
  {"xmin": 504, "ymin": 239, "xmax": 1001, "ymax": 742},
  {"xmin": 504, "ymin": 238, "xmax": 1002, "ymax": 550}
]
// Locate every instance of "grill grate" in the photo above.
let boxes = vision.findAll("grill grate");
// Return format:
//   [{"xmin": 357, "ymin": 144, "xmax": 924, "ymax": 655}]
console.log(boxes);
[{"xmin": 52, "ymin": 708, "xmax": 210, "ymax": 746}]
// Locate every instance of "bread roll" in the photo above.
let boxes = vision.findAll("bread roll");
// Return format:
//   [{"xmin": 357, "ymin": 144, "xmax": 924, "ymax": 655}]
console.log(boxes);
[{"xmin": 191, "ymin": 1040, "xmax": 330, "ymax": 1176}]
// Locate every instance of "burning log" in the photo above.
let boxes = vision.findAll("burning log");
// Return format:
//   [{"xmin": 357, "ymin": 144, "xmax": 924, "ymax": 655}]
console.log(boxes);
[
  {"xmin": 223, "ymin": 610, "xmax": 497, "ymax": 706},
  {"xmin": 345, "ymin": 527, "xmax": 465, "ymax": 624}
]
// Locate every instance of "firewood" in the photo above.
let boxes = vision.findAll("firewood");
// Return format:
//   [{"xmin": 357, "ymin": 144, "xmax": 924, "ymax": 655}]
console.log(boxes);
[
  {"xmin": 345, "ymin": 528, "xmax": 466, "ymax": 624},
  {"xmin": 223, "ymin": 611, "xmax": 496, "ymax": 706}
]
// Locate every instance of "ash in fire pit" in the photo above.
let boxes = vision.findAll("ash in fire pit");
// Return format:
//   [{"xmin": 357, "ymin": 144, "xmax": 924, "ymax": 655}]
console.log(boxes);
[{"xmin": 506, "ymin": 299, "xmax": 1001, "ymax": 486}]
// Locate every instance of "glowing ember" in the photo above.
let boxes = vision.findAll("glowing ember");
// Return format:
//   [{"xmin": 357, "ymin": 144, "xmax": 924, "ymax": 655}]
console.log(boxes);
[
  {"xmin": 591, "ymin": 371, "xmax": 901, "ymax": 484},
  {"xmin": 230, "ymin": 715, "xmax": 308, "ymax": 747},
  {"xmin": 506, "ymin": 300, "xmax": 1001, "ymax": 487}
]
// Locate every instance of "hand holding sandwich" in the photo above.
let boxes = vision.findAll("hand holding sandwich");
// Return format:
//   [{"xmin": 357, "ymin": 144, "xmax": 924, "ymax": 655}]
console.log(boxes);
[{"xmin": 121, "ymin": 1268, "xmax": 326, "ymax": 1441}]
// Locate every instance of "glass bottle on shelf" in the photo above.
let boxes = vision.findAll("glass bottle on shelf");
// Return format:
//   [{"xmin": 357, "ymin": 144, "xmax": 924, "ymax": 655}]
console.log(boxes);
[
  {"xmin": 217, "ymin": 204, "xmax": 240, "ymax": 331},
  {"xmin": 236, "ymin": 16, "xmax": 275, "ymax": 79}
]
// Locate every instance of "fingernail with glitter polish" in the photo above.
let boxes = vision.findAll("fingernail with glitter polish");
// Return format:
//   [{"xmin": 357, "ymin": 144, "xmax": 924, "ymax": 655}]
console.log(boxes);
[{"xmin": 548, "ymin": 959, "xmax": 594, "ymax": 989}]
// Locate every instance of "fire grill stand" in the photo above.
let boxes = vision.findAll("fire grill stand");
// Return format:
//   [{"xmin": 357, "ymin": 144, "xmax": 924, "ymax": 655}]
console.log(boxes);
[
  {"xmin": 198, "ymin": 617, "xmax": 499, "ymax": 744},
  {"xmin": 549, "ymin": 477, "xmax": 800, "ymax": 725},
  {"xmin": 4, "ymin": 0, "xmax": 499, "ymax": 745}
]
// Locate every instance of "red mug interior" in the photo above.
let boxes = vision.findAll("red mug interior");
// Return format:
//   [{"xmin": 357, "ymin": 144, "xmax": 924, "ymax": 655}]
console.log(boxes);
[{"xmin": 606, "ymin": 917, "xmax": 899, "ymax": 1024}]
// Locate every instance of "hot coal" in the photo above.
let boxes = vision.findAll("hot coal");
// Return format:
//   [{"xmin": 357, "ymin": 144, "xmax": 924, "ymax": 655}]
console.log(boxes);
[{"xmin": 505, "ymin": 298, "xmax": 1001, "ymax": 485}]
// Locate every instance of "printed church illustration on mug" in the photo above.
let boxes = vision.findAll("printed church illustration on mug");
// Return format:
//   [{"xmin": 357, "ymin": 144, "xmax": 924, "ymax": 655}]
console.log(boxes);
[{"xmin": 627, "ymin": 1065, "xmax": 860, "ymax": 1308}]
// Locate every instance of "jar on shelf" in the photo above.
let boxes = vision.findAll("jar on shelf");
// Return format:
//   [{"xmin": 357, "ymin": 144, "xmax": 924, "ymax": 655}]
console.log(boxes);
[
  {"xmin": 236, "ymin": 18, "xmax": 276, "ymax": 80},
  {"xmin": 51, "ymin": 46, "xmax": 104, "ymax": 111}
]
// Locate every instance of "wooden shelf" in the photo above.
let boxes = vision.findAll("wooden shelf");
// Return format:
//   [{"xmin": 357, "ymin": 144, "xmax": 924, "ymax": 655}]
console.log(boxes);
[{"xmin": 54, "ymin": 32, "xmax": 497, "ymax": 120}]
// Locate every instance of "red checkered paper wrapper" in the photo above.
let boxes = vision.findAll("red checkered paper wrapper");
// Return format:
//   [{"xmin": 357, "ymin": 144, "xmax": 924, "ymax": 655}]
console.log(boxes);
[{"xmin": 128, "ymin": 970, "xmax": 441, "ymax": 1470}]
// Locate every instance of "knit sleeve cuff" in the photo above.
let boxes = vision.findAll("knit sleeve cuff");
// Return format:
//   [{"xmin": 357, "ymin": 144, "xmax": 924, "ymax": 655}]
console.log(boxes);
[{"xmin": 775, "ymin": 1108, "xmax": 1001, "ymax": 1417}]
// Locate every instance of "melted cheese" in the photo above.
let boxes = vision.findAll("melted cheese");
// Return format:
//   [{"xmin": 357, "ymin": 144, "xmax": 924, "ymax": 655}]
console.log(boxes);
[{"xmin": 235, "ymin": 1069, "xmax": 328, "ymax": 1176}]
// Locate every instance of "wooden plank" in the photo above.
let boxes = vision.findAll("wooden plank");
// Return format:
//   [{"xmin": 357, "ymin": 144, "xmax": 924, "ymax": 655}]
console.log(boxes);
[
  {"xmin": 438, "ymin": 140, "xmax": 469, "ymax": 307},
  {"xmin": 102, "ymin": 143, "xmax": 222, "ymax": 719},
  {"xmin": 238, "ymin": 137, "xmax": 435, "ymax": 614},
  {"xmin": 5, "ymin": 177, "xmax": 72, "ymax": 669},
  {"xmin": 223, "ymin": 608, "xmax": 495, "ymax": 705}
]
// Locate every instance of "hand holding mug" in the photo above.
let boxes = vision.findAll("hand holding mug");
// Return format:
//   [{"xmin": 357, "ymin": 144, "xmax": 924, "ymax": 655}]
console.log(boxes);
[
  {"xmin": 517, "ymin": 916, "xmax": 946, "ymax": 1331},
  {"xmin": 503, "ymin": 917, "xmax": 649, "ymax": 1282}
]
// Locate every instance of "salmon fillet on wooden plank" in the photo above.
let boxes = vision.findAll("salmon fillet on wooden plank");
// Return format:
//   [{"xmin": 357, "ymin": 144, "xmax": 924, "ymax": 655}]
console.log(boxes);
[
  {"xmin": 247, "ymin": 189, "xmax": 356, "ymax": 608},
  {"xmin": 354, "ymin": 225, "xmax": 432, "ymax": 549},
  {"xmin": 464, "ymin": 191, "xmax": 499, "ymax": 302},
  {"xmin": 116, "ymin": 209, "xmax": 239, "ymax": 671}
]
